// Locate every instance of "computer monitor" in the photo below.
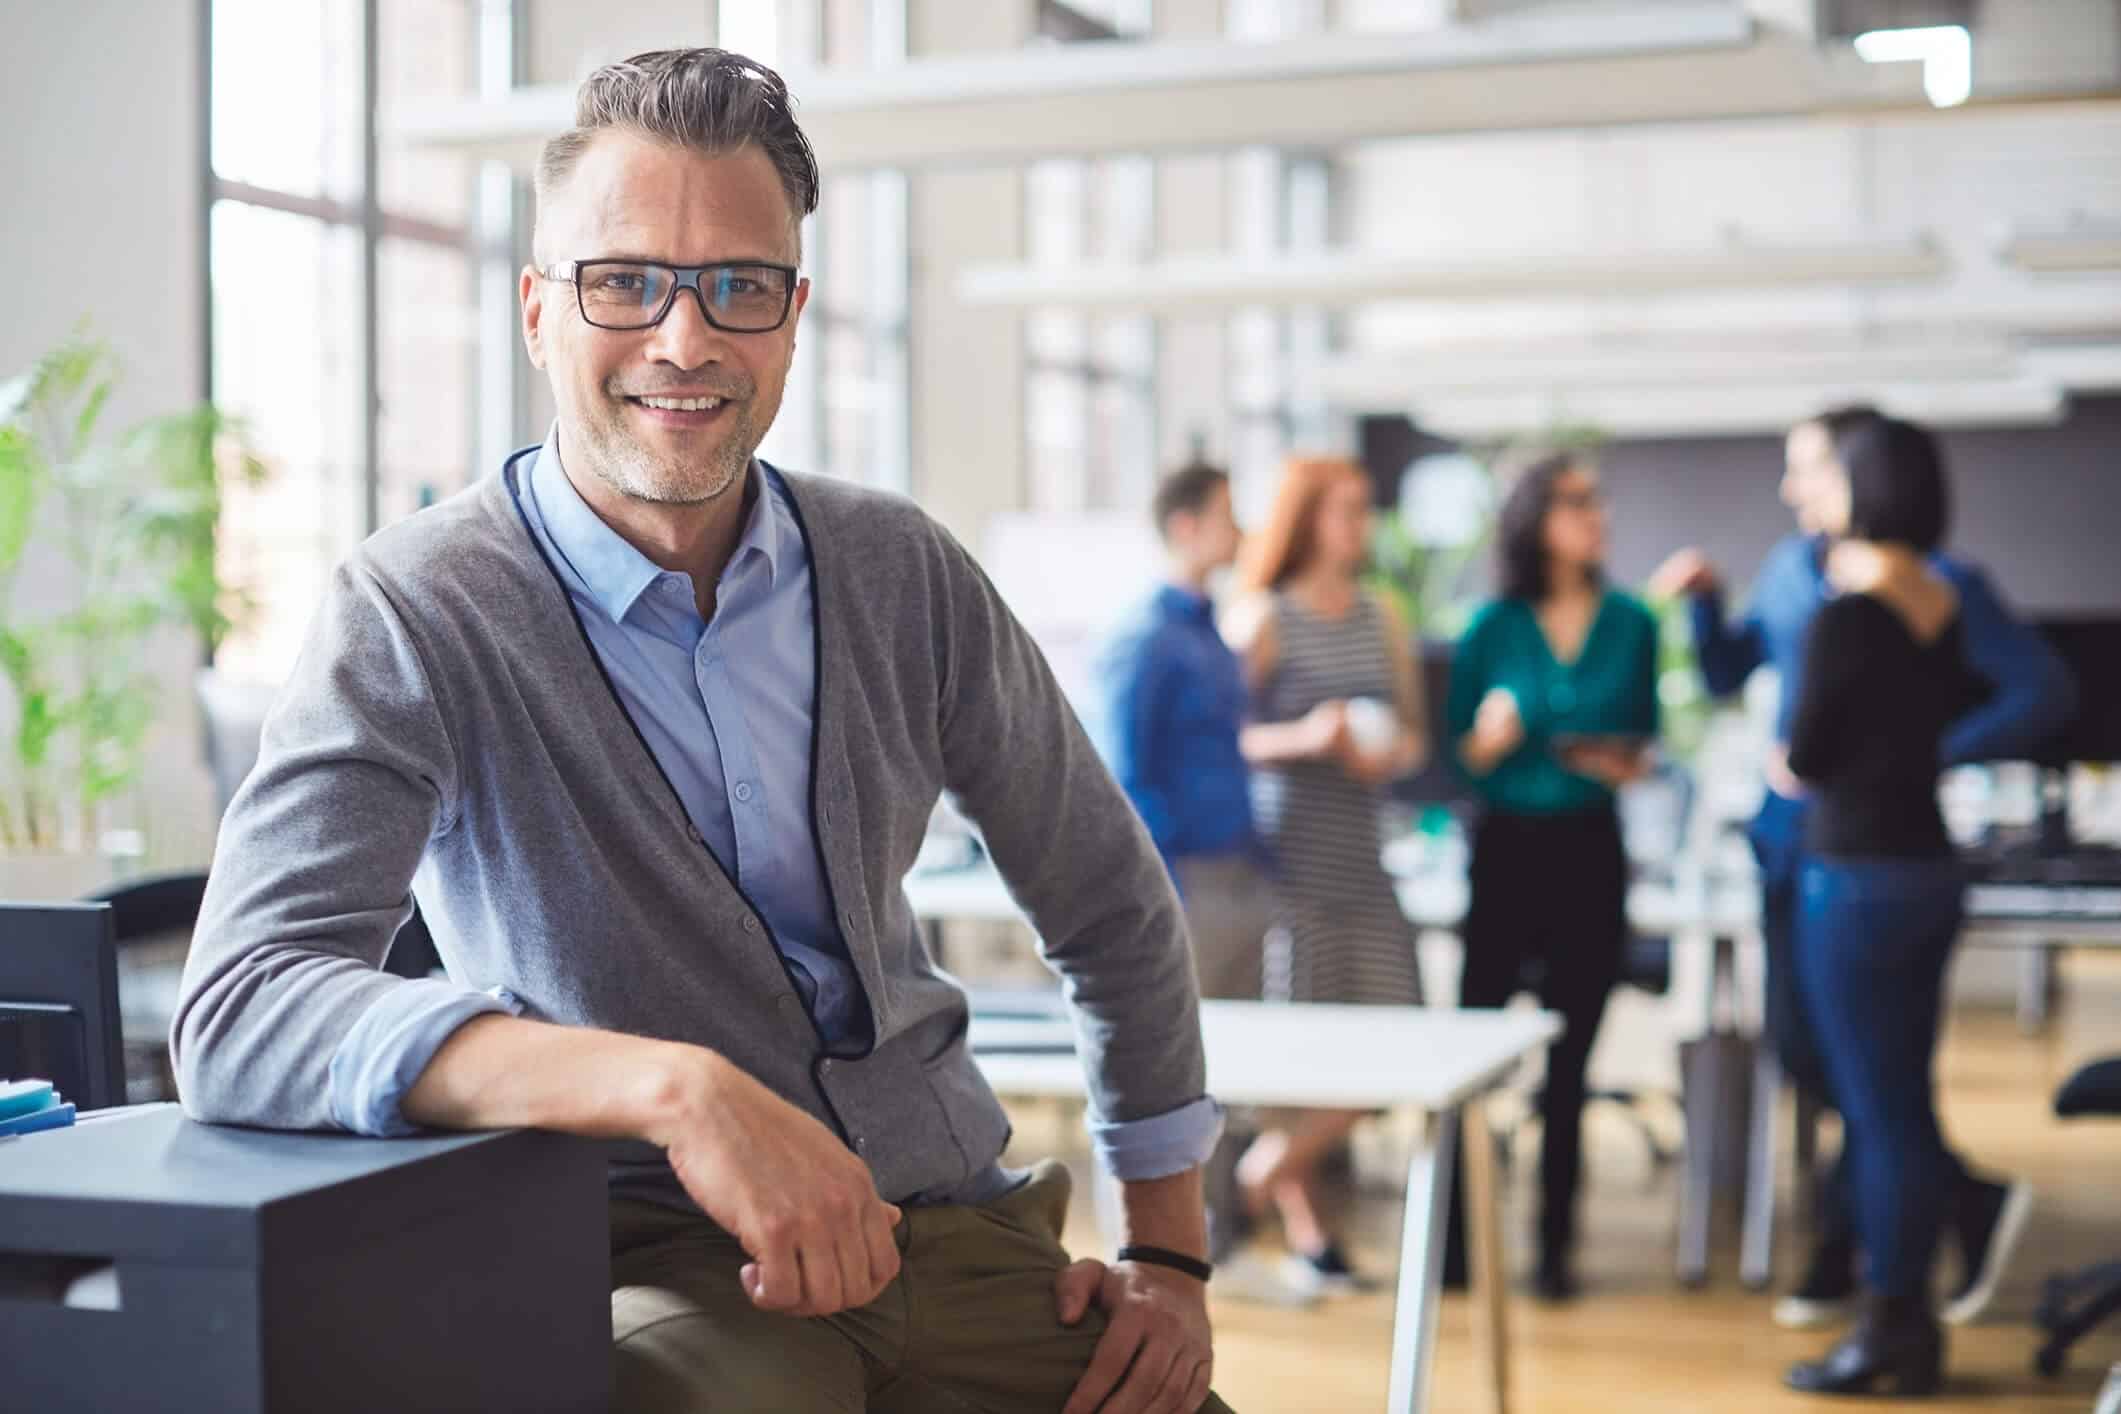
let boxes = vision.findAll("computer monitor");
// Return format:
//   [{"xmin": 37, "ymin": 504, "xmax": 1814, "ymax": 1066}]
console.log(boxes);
[{"xmin": 2031, "ymin": 618, "xmax": 2121, "ymax": 766}]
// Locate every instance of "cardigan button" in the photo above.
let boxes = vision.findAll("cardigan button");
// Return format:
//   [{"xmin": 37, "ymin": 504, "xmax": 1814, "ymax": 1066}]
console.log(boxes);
[{"xmin": 742, "ymin": 916, "xmax": 760, "ymax": 934}]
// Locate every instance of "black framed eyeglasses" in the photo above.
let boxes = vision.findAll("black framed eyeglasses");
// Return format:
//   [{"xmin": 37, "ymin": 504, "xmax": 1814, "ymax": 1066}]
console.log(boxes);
[{"xmin": 539, "ymin": 259, "xmax": 800, "ymax": 333}]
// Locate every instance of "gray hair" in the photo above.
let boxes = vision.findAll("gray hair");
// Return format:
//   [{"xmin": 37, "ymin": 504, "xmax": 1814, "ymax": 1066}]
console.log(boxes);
[{"xmin": 534, "ymin": 48, "xmax": 820, "ymax": 255}]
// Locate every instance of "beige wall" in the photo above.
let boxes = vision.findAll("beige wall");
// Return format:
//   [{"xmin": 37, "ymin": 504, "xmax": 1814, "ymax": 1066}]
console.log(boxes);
[{"xmin": 0, "ymin": 0, "xmax": 216, "ymax": 871}]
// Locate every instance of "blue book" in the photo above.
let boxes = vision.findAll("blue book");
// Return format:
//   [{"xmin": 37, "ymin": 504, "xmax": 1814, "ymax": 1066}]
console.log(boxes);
[
  {"xmin": 0, "ymin": 1079, "xmax": 57, "ymax": 1122},
  {"xmin": 0, "ymin": 1101, "xmax": 76, "ymax": 1139}
]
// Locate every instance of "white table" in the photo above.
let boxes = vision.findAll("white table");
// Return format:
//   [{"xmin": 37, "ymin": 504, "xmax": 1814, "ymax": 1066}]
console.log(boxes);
[
  {"xmin": 903, "ymin": 860, "xmax": 1763, "ymax": 954},
  {"xmin": 974, "ymin": 1000, "xmax": 1561, "ymax": 1414},
  {"xmin": 1962, "ymin": 883, "xmax": 2121, "ymax": 1032}
]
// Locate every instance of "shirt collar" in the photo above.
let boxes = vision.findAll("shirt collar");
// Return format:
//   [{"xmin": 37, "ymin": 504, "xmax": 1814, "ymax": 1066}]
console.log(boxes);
[
  {"xmin": 1156, "ymin": 582, "xmax": 1215, "ymax": 624},
  {"xmin": 529, "ymin": 428, "xmax": 782, "ymax": 624}
]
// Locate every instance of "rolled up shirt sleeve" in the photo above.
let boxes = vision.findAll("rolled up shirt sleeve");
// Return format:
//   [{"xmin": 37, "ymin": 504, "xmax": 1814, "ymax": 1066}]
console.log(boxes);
[
  {"xmin": 1089, "ymin": 1094, "xmax": 1226, "ymax": 1182},
  {"xmin": 326, "ymin": 980, "xmax": 523, "ymax": 1136}
]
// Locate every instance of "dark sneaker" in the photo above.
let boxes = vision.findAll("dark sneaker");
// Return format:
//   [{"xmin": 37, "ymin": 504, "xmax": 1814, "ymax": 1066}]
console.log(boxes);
[{"xmin": 1943, "ymin": 1178, "xmax": 2035, "ymax": 1326}]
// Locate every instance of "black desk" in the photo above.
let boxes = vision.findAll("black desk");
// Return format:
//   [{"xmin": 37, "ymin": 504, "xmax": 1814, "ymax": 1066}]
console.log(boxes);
[{"xmin": 0, "ymin": 1105, "xmax": 609, "ymax": 1413}]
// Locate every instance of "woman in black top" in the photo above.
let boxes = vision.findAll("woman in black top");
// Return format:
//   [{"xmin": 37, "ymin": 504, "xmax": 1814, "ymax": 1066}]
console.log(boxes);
[{"xmin": 1783, "ymin": 414, "xmax": 1988, "ymax": 1398}]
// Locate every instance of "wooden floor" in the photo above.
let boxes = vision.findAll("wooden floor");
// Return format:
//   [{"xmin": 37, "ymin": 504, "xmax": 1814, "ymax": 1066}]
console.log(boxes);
[{"xmin": 1009, "ymin": 954, "xmax": 2121, "ymax": 1413}]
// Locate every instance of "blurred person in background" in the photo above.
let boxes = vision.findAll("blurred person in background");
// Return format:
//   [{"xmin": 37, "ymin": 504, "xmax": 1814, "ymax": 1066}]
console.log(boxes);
[
  {"xmin": 1096, "ymin": 461, "xmax": 1271, "ymax": 1008},
  {"xmin": 1222, "ymin": 454, "xmax": 1427, "ymax": 1298},
  {"xmin": 1653, "ymin": 407, "xmax": 2073, "ymax": 1331},
  {"xmin": 1441, "ymin": 452, "xmax": 1661, "ymax": 1303},
  {"xmin": 1779, "ymin": 415, "xmax": 1988, "ymax": 1397},
  {"xmin": 1094, "ymin": 461, "xmax": 1289, "ymax": 1301}
]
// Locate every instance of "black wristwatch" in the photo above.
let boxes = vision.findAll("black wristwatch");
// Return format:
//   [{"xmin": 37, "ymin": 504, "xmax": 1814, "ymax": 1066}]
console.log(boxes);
[{"xmin": 1116, "ymin": 1244, "xmax": 1213, "ymax": 1283}]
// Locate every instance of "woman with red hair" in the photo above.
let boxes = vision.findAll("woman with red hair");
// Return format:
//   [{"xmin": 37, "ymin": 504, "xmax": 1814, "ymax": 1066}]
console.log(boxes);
[{"xmin": 1224, "ymin": 455, "xmax": 1427, "ymax": 1296}]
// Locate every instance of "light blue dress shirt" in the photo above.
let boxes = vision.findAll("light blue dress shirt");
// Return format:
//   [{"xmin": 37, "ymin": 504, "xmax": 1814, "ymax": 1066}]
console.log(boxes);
[
  {"xmin": 330, "ymin": 433, "xmax": 1218, "ymax": 1193},
  {"xmin": 526, "ymin": 437, "xmax": 868, "ymax": 1046}
]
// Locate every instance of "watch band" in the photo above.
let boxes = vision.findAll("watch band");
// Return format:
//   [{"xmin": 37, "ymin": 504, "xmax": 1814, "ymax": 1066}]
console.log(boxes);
[{"xmin": 1116, "ymin": 1243, "xmax": 1214, "ymax": 1283}]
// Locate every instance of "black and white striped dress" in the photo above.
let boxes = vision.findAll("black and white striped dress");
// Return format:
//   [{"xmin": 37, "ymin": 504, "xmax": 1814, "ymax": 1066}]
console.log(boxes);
[{"xmin": 1252, "ymin": 592, "xmax": 1423, "ymax": 1007}]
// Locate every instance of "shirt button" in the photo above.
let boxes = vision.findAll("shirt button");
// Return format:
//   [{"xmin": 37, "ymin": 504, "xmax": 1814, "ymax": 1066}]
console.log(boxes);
[
  {"xmin": 742, "ymin": 916, "xmax": 760, "ymax": 934},
  {"xmin": 733, "ymin": 781, "xmax": 754, "ymax": 804}
]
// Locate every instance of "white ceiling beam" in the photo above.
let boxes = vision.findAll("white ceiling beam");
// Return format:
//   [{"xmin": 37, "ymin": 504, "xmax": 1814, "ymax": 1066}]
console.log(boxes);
[
  {"xmin": 385, "ymin": 4, "xmax": 1936, "ymax": 172},
  {"xmin": 1398, "ymin": 378, "xmax": 2068, "ymax": 438},
  {"xmin": 956, "ymin": 237, "xmax": 1949, "ymax": 314},
  {"xmin": 2003, "ymin": 230, "xmax": 2121, "ymax": 274},
  {"xmin": 1316, "ymin": 337, "xmax": 2017, "ymax": 401},
  {"xmin": 2022, "ymin": 344, "xmax": 2121, "ymax": 390}
]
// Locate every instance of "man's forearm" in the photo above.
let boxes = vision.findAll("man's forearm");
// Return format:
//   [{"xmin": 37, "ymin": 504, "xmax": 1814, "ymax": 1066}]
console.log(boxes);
[
  {"xmin": 402, "ymin": 1012, "xmax": 709, "ymax": 1146},
  {"xmin": 1117, "ymin": 1167, "xmax": 1210, "ymax": 1262}
]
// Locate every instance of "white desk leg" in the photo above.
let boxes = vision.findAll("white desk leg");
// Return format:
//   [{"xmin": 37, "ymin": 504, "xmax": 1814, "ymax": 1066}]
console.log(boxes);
[
  {"xmin": 2018, "ymin": 944, "xmax": 2053, "ymax": 1035},
  {"xmin": 1389, "ymin": 1106, "xmax": 1460, "ymax": 1414},
  {"xmin": 1463, "ymin": 1097, "xmax": 1511, "ymax": 1414}
]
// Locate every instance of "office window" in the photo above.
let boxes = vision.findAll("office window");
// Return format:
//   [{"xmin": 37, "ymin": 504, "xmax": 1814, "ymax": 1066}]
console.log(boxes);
[
  {"xmin": 209, "ymin": 0, "xmax": 490, "ymax": 682},
  {"xmin": 1024, "ymin": 2, "xmax": 1157, "ymax": 514},
  {"xmin": 723, "ymin": 0, "xmax": 910, "ymax": 490},
  {"xmin": 1229, "ymin": 150, "xmax": 1336, "ymax": 514}
]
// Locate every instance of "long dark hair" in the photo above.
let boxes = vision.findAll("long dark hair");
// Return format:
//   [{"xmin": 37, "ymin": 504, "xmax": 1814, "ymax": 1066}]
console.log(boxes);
[{"xmin": 1494, "ymin": 451, "xmax": 1599, "ymax": 603}]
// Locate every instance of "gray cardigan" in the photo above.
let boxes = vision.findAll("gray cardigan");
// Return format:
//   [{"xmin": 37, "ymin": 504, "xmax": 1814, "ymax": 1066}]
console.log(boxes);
[{"xmin": 170, "ymin": 460, "xmax": 1205, "ymax": 1205}]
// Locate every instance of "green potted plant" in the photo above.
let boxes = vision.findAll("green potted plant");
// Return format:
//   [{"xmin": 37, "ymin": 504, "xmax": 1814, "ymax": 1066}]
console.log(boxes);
[
  {"xmin": 1364, "ymin": 449, "xmax": 1493, "ymax": 643},
  {"xmin": 0, "ymin": 334, "xmax": 263, "ymax": 898}
]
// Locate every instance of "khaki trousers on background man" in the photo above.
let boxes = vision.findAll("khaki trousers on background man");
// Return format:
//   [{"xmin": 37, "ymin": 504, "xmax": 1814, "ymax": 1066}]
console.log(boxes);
[{"xmin": 611, "ymin": 1158, "xmax": 1238, "ymax": 1412}]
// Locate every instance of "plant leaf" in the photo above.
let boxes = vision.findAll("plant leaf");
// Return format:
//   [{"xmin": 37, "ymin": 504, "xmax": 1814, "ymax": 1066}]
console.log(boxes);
[
  {"xmin": 0, "ymin": 424, "xmax": 39, "ymax": 577},
  {"xmin": 73, "ymin": 375, "xmax": 113, "ymax": 453}
]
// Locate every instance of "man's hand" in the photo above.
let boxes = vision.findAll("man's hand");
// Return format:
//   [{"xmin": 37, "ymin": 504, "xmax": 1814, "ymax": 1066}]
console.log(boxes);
[
  {"xmin": 1649, "ymin": 548, "xmax": 1721, "ymax": 600},
  {"xmin": 652, "ymin": 1049, "xmax": 902, "ymax": 1317},
  {"xmin": 1764, "ymin": 743, "xmax": 1807, "ymax": 801},
  {"xmin": 1056, "ymin": 1258, "xmax": 1214, "ymax": 1414}
]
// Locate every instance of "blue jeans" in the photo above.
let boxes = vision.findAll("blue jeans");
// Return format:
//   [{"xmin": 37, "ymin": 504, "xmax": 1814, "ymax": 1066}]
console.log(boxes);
[
  {"xmin": 1750, "ymin": 794, "xmax": 1831, "ymax": 1101},
  {"xmin": 1796, "ymin": 856, "xmax": 1966, "ymax": 1300}
]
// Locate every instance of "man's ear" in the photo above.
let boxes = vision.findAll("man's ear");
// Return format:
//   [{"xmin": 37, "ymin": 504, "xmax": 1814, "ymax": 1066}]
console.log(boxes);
[{"xmin": 521, "ymin": 266, "xmax": 547, "ymax": 370}]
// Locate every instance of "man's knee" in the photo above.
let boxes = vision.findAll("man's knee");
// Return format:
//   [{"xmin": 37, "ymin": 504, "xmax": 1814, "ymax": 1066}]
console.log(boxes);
[{"xmin": 611, "ymin": 1285, "xmax": 866, "ymax": 1414}]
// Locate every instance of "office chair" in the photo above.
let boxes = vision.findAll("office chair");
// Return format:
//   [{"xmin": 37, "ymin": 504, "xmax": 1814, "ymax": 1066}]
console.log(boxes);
[
  {"xmin": 2034, "ymin": 1055, "xmax": 2121, "ymax": 1379},
  {"xmin": 0, "ymin": 902, "xmax": 125, "ymax": 1111}
]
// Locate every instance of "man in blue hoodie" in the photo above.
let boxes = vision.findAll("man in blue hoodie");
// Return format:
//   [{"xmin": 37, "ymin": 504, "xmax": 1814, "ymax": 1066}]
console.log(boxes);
[{"xmin": 1653, "ymin": 406, "xmax": 2076, "ymax": 1331}]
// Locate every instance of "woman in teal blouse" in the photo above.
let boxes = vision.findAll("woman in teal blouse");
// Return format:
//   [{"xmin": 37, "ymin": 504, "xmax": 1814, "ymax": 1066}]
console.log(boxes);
[{"xmin": 1442, "ymin": 451, "xmax": 1661, "ymax": 1302}]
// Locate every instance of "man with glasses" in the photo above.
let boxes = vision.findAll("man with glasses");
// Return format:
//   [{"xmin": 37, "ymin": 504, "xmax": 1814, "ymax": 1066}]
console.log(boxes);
[{"xmin": 174, "ymin": 48, "xmax": 1229, "ymax": 1414}]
